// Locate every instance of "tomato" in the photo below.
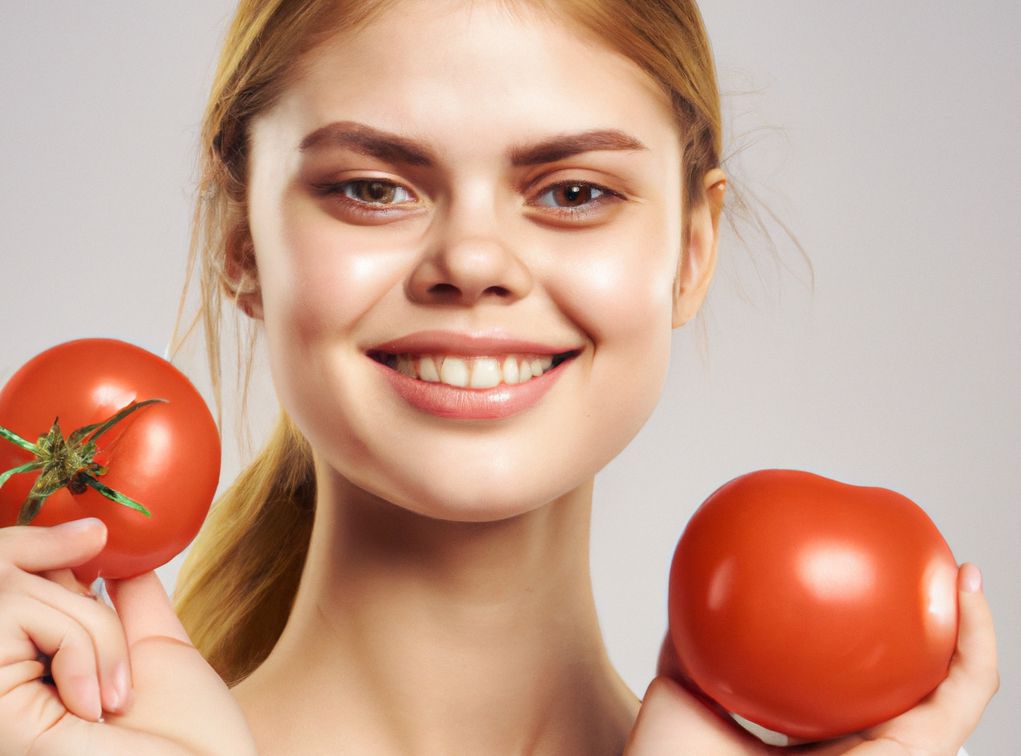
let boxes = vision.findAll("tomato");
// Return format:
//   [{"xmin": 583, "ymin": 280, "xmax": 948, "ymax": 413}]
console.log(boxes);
[
  {"xmin": 667, "ymin": 469, "xmax": 959, "ymax": 741},
  {"xmin": 0, "ymin": 338, "xmax": 219, "ymax": 582}
]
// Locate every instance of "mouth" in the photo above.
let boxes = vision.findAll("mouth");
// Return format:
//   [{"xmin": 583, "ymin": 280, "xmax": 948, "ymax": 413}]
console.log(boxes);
[{"xmin": 366, "ymin": 349, "xmax": 581, "ymax": 389}]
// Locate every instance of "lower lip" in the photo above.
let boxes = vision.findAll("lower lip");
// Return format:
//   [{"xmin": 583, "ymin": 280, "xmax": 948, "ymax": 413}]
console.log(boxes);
[{"xmin": 371, "ymin": 357, "xmax": 571, "ymax": 420}]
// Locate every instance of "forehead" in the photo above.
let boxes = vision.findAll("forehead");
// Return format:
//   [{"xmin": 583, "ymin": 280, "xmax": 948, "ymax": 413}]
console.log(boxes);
[{"xmin": 255, "ymin": 0, "xmax": 679, "ymax": 159}]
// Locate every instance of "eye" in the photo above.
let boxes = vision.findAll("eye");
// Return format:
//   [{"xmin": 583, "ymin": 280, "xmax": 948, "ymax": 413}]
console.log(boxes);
[
  {"xmin": 334, "ymin": 179, "xmax": 415, "ymax": 206},
  {"xmin": 534, "ymin": 182, "xmax": 608, "ymax": 208},
  {"xmin": 526, "ymin": 181, "xmax": 620, "ymax": 225}
]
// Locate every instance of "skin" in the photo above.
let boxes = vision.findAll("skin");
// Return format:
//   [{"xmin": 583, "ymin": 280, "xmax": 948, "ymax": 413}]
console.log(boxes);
[
  {"xmin": 230, "ymin": 0, "xmax": 721, "ymax": 752},
  {"xmin": 0, "ymin": 1, "xmax": 996, "ymax": 755}
]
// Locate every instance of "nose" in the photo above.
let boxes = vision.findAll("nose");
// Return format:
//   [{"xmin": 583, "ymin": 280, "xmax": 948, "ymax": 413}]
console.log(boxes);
[{"xmin": 406, "ymin": 203, "xmax": 532, "ymax": 306}]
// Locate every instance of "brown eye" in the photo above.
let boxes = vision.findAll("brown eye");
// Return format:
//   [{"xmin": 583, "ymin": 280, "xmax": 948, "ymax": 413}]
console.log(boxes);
[
  {"xmin": 534, "ymin": 181, "xmax": 612, "ymax": 210},
  {"xmin": 553, "ymin": 184, "xmax": 591, "ymax": 207},
  {"xmin": 340, "ymin": 180, "xmax": 412, "ymax": 205}
]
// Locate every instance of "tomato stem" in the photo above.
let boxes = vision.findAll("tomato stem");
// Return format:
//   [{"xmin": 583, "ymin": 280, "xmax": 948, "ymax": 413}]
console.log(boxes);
[{"xmin": 0, "ymin": 399, "xmax": 166, "ymax": 524}]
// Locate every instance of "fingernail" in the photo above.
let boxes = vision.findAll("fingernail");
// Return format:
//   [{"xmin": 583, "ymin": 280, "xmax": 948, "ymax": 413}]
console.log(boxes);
[
  {"xmin": 960, "ymin": 563, "xmax": 983, "ymax": 593},
  {"xmin": 54, "ymin": 518, "xmax": 103, "ymax": 533},
  {"xmin": 70, "ymin": 674, "xmax": 103, "ymax": 722}
]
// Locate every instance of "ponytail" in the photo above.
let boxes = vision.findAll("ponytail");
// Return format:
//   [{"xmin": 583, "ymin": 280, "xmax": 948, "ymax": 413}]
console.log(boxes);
[{"xmin": 173, "ymin": 411, "xmax": 315, "ymax": 686}]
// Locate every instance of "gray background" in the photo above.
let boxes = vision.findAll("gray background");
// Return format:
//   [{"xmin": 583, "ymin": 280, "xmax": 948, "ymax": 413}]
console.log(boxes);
[{"xmin": 1, "ymin": 2, "xmax": 1016, "ymax": 751}]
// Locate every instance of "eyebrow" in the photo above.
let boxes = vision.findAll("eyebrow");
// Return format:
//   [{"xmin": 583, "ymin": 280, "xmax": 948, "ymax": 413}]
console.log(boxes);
[
  {"xmin": 298, "ymin": 121, "xmax": 647, "ymax": 167},
  {"xmin": 299, "ymin": 121, "xmax": 434, "ymax": 165},
  {"xmin": 510, "ymin": 129, "xmax": 646, "ymax": 166}
]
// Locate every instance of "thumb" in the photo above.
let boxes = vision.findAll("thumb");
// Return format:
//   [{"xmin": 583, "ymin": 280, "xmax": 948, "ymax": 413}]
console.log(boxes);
[
  {"xmin": 97, "ymin": 572, "xmax": 254, "ymax": 753},
  {"xmin": 656, "ymin": 633, "xmax": 735, "ymax": 724},
  {"xmin": 104, "ymin": 570, "xmax": 193, "ymax": 648},
  {"xmin": 7, "ymin": 518, "xmax": 107, "ymax": 573},
  {"xmin": 626, "ymin": 676, "xmax": 764, "ymax": 755}
]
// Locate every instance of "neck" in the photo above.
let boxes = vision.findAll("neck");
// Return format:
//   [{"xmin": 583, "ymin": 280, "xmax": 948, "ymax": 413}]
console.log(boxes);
[{"xmin": 235, "ymin": 458, "xmax": 638, "ymax": 755}]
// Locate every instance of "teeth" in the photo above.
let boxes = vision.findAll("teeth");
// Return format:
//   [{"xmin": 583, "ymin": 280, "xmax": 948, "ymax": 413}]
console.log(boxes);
[
  {"xmin": 396, "ymin": 356, "xmax": 416, "ymax": 377},
  {"xmin": 439, "ymin": 356, "xmax": 469, "ymax": 387},
  {"xmin": 419, "ymin": 355, "xmax": 440, "ymax": 382},
  {"xmin": 386, "ymin": 353, "xmax": 567, "ymax": 387},
  {"xmin": 501, "ymin": 356, "xmax": 519, "ymax": 385},
  {"xmin": 469, "ymin": 358, "xmax": 502, "ymax": 388}
]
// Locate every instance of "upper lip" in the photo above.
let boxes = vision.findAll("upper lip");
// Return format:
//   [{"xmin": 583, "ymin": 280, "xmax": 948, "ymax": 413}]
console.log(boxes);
[{"xmin": 367, "ymin": 330, "xmax": 581, "ymax": 356}]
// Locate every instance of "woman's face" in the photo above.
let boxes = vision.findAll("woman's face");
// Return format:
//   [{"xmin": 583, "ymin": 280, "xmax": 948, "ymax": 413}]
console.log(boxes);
[{"xmin": 246, "ymin": 0, "xmax": 693, "ymax": 521}]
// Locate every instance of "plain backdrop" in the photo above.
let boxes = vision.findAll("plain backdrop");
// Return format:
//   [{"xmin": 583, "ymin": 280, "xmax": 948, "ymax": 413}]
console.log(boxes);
[{"xmin": 1, "ymin": 2, "xmax": 1016, "ymax": 752}]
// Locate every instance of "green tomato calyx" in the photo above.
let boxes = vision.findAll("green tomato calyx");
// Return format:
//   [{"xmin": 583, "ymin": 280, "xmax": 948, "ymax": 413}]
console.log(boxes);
[{"xmin": 0, "ymin": 399, "xmax": 166, "ymax": 525}]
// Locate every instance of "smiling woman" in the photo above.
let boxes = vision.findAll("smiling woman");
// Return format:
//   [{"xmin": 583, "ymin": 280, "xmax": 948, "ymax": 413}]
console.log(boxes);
[{"xmin": 0, "ymin": 0, "xmax": 1005, "ymax": 755}]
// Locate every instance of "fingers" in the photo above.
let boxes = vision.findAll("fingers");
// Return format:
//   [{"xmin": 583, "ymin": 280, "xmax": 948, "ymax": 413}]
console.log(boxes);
[
  {"xmin": 0, "ymin": 569, "xmax": 134, "ymax": 717},
  {"xmin": 0, "ymin": 518, "xmax": 133, "ymax": 722},
  {"xmin": 926, "ymin": 564, "xmax": 999, "ymax": 731},
  {"xmin": 39, "ymin": 567, "xmax": 98, "ymax": 599},
  {"xmin": 25, "ymin": 572, "xmax": 133, "ymax": 714},
  {"xmin": 0, "ymin": 592, "xmax": 105, "ymax": 721},
  {"xmin": 0, "ymin": 518, "xmax": 107, "ymax": 573},
  {"xmin": 867, "ymin": 563, "xmax": 998, "ymax": 750}
]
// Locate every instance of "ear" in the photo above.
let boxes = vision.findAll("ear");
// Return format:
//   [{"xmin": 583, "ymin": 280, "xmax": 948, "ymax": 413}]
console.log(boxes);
[
  {"xmin": 672, "ymin": 168, "xmax": 726, "ymax": 328},
  {"xmin": 222, "ymin": 218, "xmax": 264, "ymax": 320}
]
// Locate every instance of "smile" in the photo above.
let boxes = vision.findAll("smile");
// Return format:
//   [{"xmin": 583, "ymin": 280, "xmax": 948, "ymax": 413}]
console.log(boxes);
[{"xmin": 367, "ymin": 351, "xmax": 577, "ymax": 388}]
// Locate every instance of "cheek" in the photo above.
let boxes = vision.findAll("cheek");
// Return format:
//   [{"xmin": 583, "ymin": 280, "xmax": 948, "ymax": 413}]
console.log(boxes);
[
  {"xmin": 546, "ymin": 208, "xmax": 680, "ymax": 351},
  {"xmin": 249, "ymin": 191, "xmax": 420, "ymax": 446},
  {"xmin": 254, "ymin": 191, "xmax": 414, "ymax": 343},
  {"xmin": 545, "ymin": 213, "xmax": 680, "ymax": 451}
]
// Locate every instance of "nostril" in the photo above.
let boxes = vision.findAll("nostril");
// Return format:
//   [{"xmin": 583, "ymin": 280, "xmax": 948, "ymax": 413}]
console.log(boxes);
[
  {"xmin": 426, "ymin": 283, "xmax": 511, "ymax": 300},
  {"xmin": 428, "ymin": 283, "xmax": 460, "ymax": 298}
]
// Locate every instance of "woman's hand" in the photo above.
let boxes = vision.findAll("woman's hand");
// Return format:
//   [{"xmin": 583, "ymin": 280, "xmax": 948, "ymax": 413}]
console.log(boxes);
[
  {"xmin": 0, "ymin": 518, "xmax": 258, "ymax": 756},
  {"xmin": 625, "ymin": 563, "xmax": 999, "ymax": 755}
]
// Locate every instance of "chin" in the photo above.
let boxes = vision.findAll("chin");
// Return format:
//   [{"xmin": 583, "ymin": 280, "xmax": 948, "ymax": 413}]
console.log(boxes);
[
  {"xmin": 338, "ymin": 450, "xmax": 586, "ymax": 524},
  {"xmin": 389, "ymin": 470, "xmax": 575, "ymax": 524}
]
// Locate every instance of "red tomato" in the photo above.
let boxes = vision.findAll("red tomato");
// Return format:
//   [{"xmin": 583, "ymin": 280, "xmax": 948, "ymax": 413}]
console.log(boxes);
[
  {"xmin": 0, "ymin": 338, "xmax": 220, "ymax": 581},
  {"xmin": 668, "ymin": 469, "xmax": 959, "ymax": 741}
]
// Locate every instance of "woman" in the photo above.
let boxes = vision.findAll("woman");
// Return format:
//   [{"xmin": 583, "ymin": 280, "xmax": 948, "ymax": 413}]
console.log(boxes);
[{"xmin": 0, "ymin": 1, "xmax": 998, "ymax": 753}]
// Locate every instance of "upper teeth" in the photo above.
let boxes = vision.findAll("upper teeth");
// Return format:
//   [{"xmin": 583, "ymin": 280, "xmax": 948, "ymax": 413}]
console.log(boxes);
[{"xmin": 393, "ymin": 354, "xmax": 555, "ymax": 388}]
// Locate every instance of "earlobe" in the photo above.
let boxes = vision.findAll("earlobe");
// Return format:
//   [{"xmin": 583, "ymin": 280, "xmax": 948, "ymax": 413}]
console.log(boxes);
[{"xmin": 672, "ymin": 169, "xmax": 726, "ymax": 328}]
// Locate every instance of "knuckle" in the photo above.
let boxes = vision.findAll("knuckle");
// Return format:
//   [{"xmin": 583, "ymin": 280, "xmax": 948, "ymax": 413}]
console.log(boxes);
[
  {"xmin": 80, "ymin": 594, "xmax": 123, "ymax": 633},
  {"xmin": 70, "ymin": 596, "xmax": 128, "ymax": 659},
  {"xmin": 55, "ymin": 615, "xmax": 86, "ymax": 653}
]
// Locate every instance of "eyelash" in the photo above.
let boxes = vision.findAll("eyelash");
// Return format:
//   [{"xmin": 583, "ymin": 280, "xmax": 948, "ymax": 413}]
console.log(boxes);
[{"xmin": 313, "ymin": 178, "xmax": 623, "ymax": 220}]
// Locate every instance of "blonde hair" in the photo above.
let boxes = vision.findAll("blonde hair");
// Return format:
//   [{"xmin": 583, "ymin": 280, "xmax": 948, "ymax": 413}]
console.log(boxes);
[{"xmin": 172, "ymin": 0, "xmax": 724, "ymax": 686}]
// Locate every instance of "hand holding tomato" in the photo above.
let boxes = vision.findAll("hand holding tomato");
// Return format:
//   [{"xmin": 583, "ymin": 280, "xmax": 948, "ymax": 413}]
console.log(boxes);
[
  {"xmin": 626, "ymin": 562, "xmax": 997, "ymax": 755},
  {"xmin": 0, "ymin": 518, "xmax": 257, "ymax": 755},
  {"xmin": 668, "ymin": 470, "xmax": 961, "ymax": 739},
  {"xmin": 625, "ymin": 469, "xmax": 999, "ymax": 754},
  {"xmin": 0, "ymin": 338, "xmax": 220, "ymax": 582}
]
